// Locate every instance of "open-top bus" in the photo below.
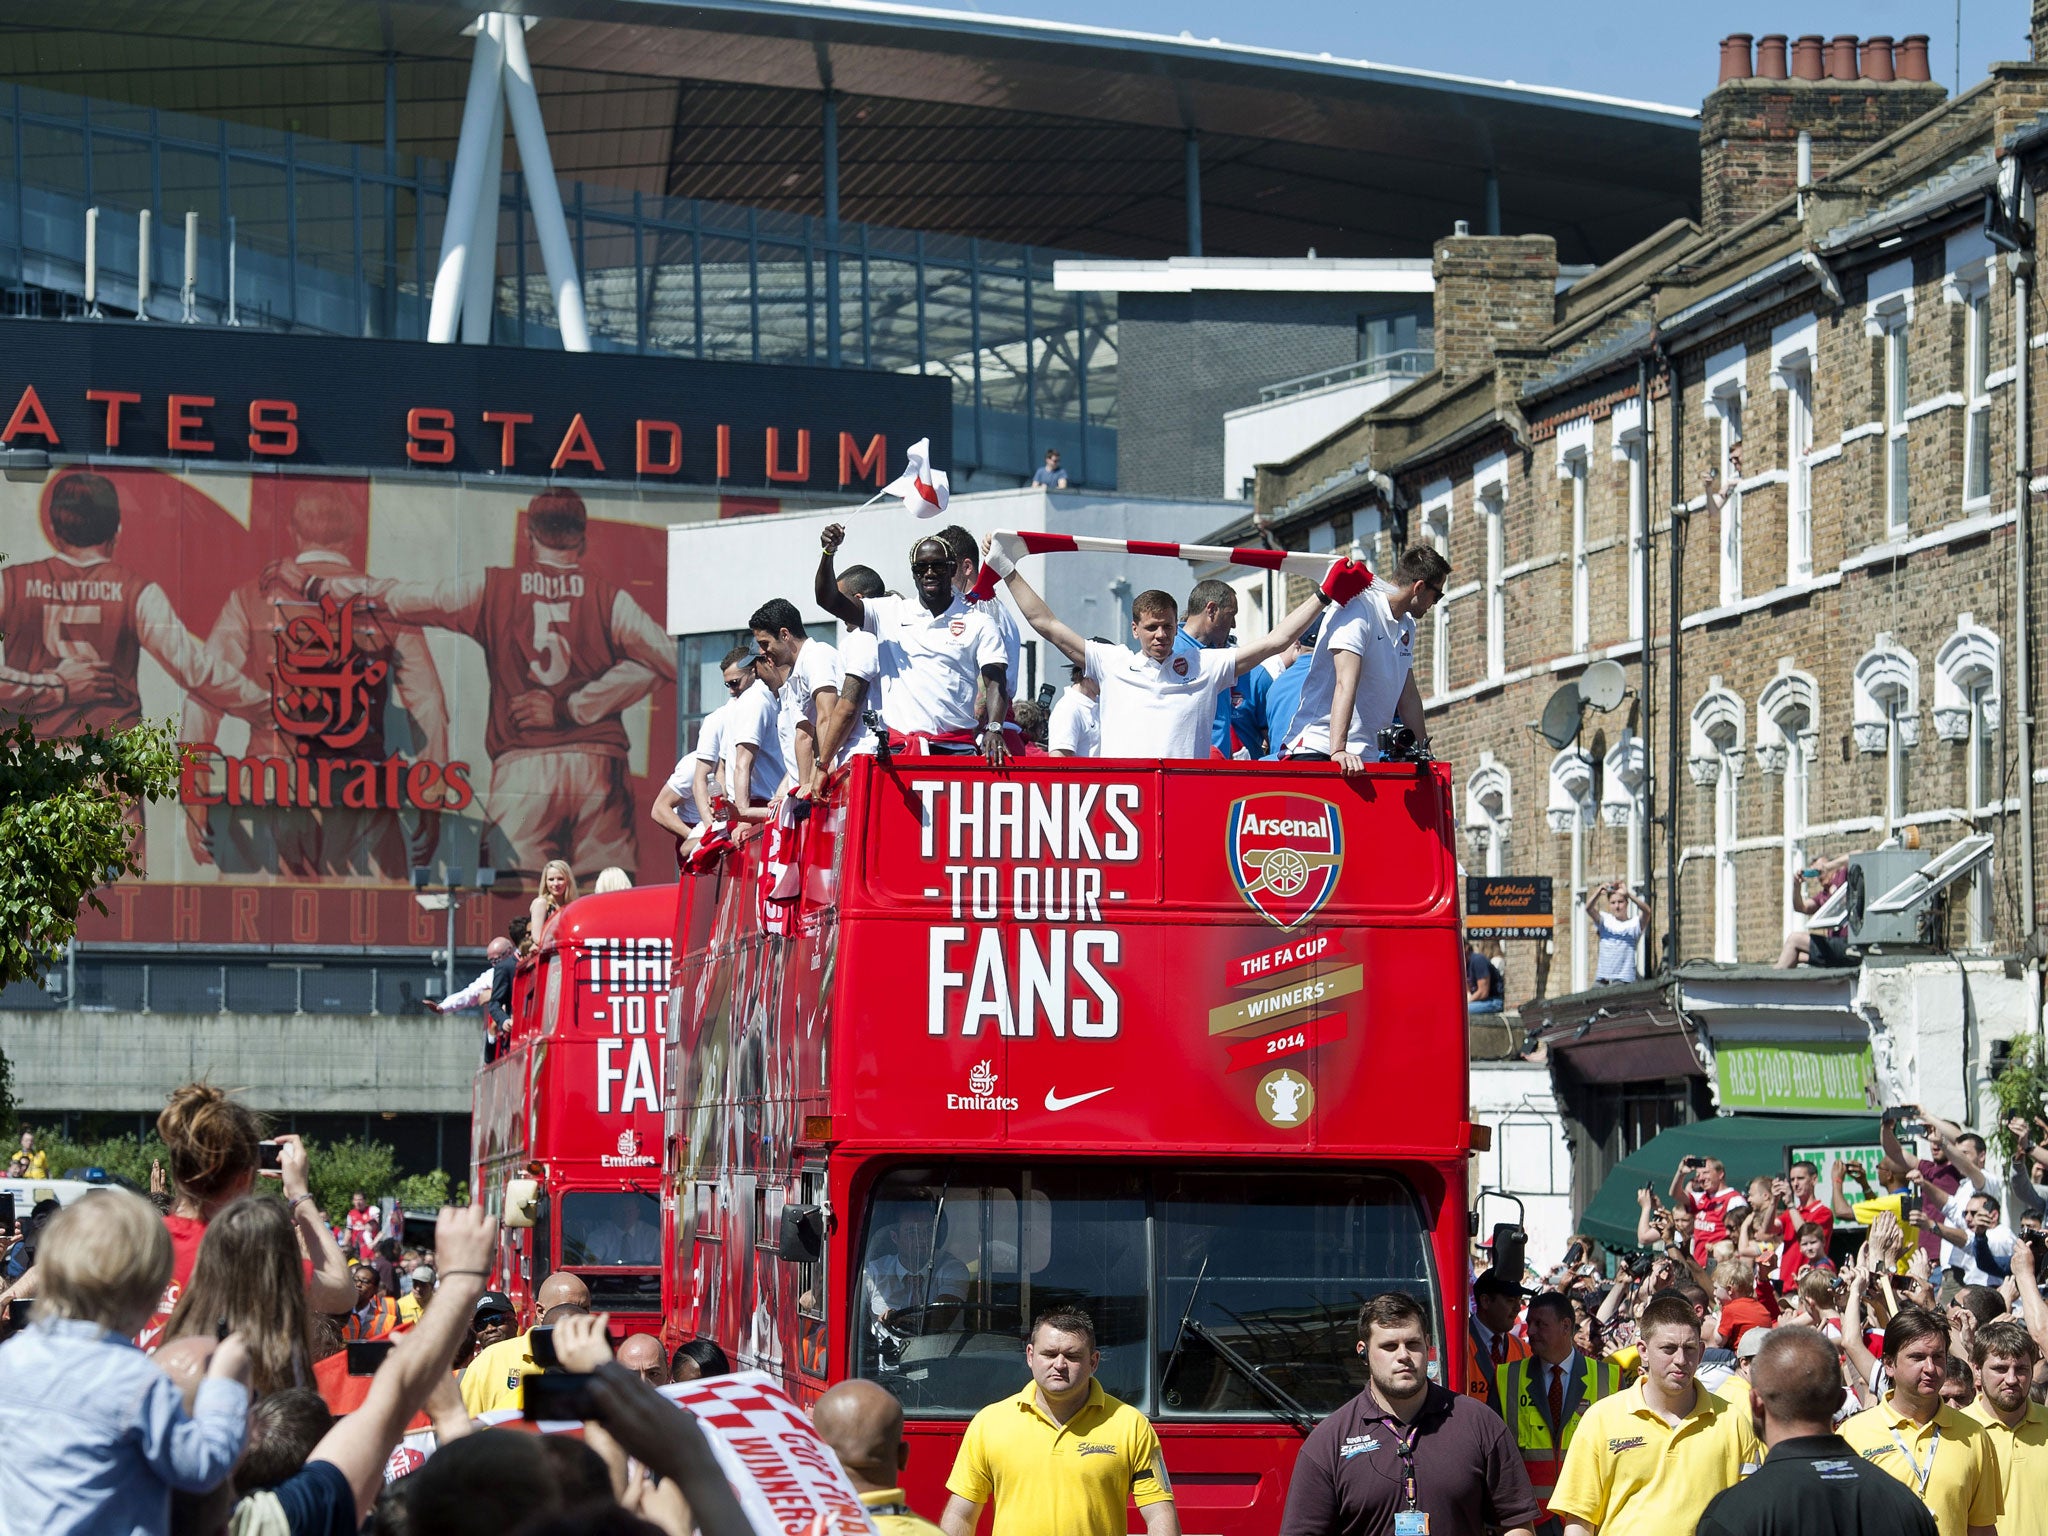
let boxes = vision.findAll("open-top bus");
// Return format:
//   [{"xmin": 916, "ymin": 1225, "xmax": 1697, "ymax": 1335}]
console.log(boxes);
[
  {"xmin": 472, "ymin": 884, "xmax": 675, "ymax": 1341},
  {"xmin": 664, "ymin": 756, "xmax": 1473, "ymax": 1533}
]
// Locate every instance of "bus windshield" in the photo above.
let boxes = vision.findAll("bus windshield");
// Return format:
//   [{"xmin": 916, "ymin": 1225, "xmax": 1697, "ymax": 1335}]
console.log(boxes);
[
  {"xmin": 852, "ymin": 1165, "xmax": 1437, "ymax": 1420},
  {"xmin": 560, "ymin": 1190, "xmax": 662, "ymax": 1268}
]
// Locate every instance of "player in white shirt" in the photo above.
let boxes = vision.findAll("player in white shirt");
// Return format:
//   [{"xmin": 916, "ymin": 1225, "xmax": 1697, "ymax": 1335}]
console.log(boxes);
[
  {"xmin": 984, "ymin": 536, "xmax": 1366, "ymax": 759},
  {"xmin": 1283, "ymin": 545, "xmax": 1449, "ymax": 772},
  {"xmin": 937, "ymin": 523, "xmax": 1024, "ymax": 698},
  {"xmin": 649, "ymin": 646, "xmax": 755, "ymax": 849},
  {"xmin": 810, "ymin": 564, "xmax": 890, "ymax": 794},
  {"xmin": 815, "ymin": 525, "xmax": 1011, "ymax": 766},
  {"xmin": 1046, "ymin": 657, "xmax": 1101, "ymax": 757},
  {"xmin": 750, "ymin": 596, "xmax": 845, "ymax": 793},
  {"xmin": 725, "ymin": 647, "xmax": 792, "ymax": 830}
]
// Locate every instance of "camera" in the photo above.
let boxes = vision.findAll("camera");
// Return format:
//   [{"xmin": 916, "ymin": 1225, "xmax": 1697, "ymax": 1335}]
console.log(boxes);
[
  {"xmin": 1620, "ymin": 1248, "xmax": 1656, "ymax": 1278},
  {"xmin": 523, "ymin": 1372, "xmax": 600, "ymax": 1422},
  {"xmin": 1377, "ymin": 724, "xmax": 1430, "ymax": 764}
]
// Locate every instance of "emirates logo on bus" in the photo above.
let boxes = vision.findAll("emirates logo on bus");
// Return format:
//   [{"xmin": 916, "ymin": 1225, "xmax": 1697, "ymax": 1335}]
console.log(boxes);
[{"xmin": 1227, "ymin": 793, "xmax": 1344, "ymax": 931}]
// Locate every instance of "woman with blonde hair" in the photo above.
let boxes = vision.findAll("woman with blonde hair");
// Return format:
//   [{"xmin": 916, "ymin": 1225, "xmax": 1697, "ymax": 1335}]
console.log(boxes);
[
  {"xmin": 530, "ymin": 859, "xmax": 577, "ymax": 939},
  {"xmin": 592, "ymin": 866, "xmax": 632, "ymax": 894},
  {"xmin": 160, "ymin": 1194, "xmax": 316, "ymax": 1398}
]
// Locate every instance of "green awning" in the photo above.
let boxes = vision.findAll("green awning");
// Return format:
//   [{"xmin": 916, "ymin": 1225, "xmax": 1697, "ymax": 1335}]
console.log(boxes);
[{"xmin": 1579, "ymin": 1114, "xmax": 1882, "ymax": 1254}]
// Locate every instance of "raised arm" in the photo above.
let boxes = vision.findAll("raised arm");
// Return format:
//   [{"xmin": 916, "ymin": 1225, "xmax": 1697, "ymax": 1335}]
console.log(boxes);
[
  {"xmin": 815, "ymin": 524, "xmax": 863, "ymax": 628},
  {"xmin": 983, "ymin": 536, "xmax": 1085, "ymax": 666},
  {"xmin": 311, "ymin": 1203, "xmax": 499, "ymax": 1523},
  {"xmin": 1879, "ymin": 1112, "xmax": 1911, "ymax": 1172},
  {"xmin": 274, "ymin": 1135, "xmax": 357, "ymax": 1314},
  {"xmin": 1232, "ymin": 589, "xmax": 1324, "ymax": 676}
]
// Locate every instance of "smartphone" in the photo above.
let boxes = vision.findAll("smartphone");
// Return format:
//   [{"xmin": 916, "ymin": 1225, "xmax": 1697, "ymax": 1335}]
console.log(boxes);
[
  {"xmin": 8, "ymin": 1299, "xmax": 29, "ymax": 1326},
  {"xmin": 0, "ymin": 1192, "xmax": 15, "ymax": 1231},
  {"xmin": 257, "ymin": 1141, "xmax": 283, "ymax": 1172},
  {"xmin": 527, "ymin": 1325, "xmax": 558, "ymax": 1370},
  {"xmin": 345, "ymin": 1340, "xmax": 394, "ymax": 1376},
  {"xmin": 523, "ymin": 1371, "xmax": 599, "ymax": 1421}
]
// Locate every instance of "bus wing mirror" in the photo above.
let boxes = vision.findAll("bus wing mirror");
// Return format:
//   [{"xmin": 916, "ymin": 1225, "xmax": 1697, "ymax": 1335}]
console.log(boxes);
[
  {"xmin": 778, "ymin": 1203, "xmax": 823, "ymax": 1263},
  {"xmin": 503, "ymin": 1177, "xmax": 540, "ymax": 1229}
]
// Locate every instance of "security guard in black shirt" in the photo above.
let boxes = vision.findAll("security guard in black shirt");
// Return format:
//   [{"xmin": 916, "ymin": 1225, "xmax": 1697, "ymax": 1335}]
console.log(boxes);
[{"xmin": 1697, "ymin": 1326, "xmax": 1936, "ymax": 1536}]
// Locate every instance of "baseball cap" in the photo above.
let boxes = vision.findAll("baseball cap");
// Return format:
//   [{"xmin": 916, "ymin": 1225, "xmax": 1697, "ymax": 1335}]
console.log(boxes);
[
  {"xmin": 473, "ymin": 1290, "xmax": 515, "ymax": 1320},
  {"xmin": 1735, "ymin": 1325, "xmax": 1771, "ymax": 1360},
  {"xmin": 410, "ymin": 1265, "xmax": 437, "ymax": 1287},
  {"xmin": 1472, "ymin": 1268, "xmax": 1529, "ymax": 1300}
]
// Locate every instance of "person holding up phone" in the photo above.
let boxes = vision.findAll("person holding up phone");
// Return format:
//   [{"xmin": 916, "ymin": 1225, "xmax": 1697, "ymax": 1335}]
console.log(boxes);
[{"xmin": 1669, "ymin": 1155, "xmax": 1748, "ymax": 1271}]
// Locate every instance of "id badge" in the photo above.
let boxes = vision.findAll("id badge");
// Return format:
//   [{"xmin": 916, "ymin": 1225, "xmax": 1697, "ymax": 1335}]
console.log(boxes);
[{"xmin": 1394, "ymin": 1513, "xmax": 1430, "ymax": 1535}]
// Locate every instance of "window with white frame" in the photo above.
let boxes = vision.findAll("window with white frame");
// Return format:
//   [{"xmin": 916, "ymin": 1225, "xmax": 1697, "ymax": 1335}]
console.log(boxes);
[
  {"xmin": 1610, "ymin": 399, "xmax": 1646, "ymax": 640},
  {"xmin": 1689, "ymin": 679, "xmax": 1745, "ymax": 963},
  {"xmin": 1852, "ymin": 635, "xmax": 1921, "ymax": 834},
  {"xmin": 1865, "ymin": 257, "xmax": 1915, "ymax": 539},
  {"xmin": 1557, "ymin": 417, "xmax": 1592, "ymax": 653},
  {"xmin": 1421, "ymin": 479, "xmax": 1452, "ymax": 698},
  {"xmin": 1705, "ymin": 345, "xmax": 1746, "ymax": 605},
  {"xmin": 1547, "ymin": 747, "xmax": 1596, "ymax": 990},
  {"xmin": 1474, "ymin": 454, "xmax": 1507, "ymax": 681},
  {"xmin": 1946, "ymin": 229, "xmax": 1996, "ymax": 509},
  {"xmin": 1769, "ymin": 315, "xmax": 1817, "ymax": 584},
  {"xmin": 1935, "ymin": 614, "xmax": 2003, "ymax": 946},
  {"xmin": 1756, "ymin": 664, "xmax": 1819, "ymax": 942},
  {"xmin": 1465, "ymin": 753, "xmax": 1512, "ymax": 878}
]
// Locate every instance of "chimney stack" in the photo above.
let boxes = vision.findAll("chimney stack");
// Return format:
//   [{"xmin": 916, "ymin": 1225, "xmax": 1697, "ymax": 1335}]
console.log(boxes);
[
  {"xmin": 1431, "ymin": 233, "xmax": 1558, "ymax": 386},
  {"xmin": 1701, "ymin": 34, "xmax": 1947, "ymax": 235}
]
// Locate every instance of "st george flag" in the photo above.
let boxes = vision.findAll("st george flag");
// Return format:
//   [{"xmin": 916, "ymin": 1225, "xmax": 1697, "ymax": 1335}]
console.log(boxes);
[{"xmin": 883, "ymin": 437, "xmax": 949, "ymax": 518}]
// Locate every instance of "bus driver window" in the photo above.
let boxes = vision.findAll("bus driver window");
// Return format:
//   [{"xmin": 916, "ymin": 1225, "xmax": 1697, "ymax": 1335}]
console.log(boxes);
[{"xmin": 862, "ymin": 1196, "xmax": 970, "ymax": 1363}]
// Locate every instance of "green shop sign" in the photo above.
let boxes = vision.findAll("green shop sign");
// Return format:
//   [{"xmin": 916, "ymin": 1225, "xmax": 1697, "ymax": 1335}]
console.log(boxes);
[{"xmin": 1716, "ymin": 1039, "xmax": 1873, "ymax": 1113}]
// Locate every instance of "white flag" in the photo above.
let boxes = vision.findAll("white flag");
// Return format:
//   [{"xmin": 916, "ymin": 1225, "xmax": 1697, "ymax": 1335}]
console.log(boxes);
[{"xmin": 882, "ymin": 436, "xmax": 949, "ymax": 518}]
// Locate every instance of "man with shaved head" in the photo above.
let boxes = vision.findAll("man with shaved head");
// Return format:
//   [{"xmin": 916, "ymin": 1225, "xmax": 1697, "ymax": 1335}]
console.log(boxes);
[
  {"xmin": 1697, "ymin": 1325, "xmax": 1936, "ymax": 1535},
  {"xmin": 814, "ymin": 1378, "xmax": 943, "ymax": 1534},
  {"xmin": 458, "ymin": 1271, "xmax": 590, "ymax": 1415},
  {"xmin": 615, "ymin": 1333, "xmax": 669, "ymax": 1387}
]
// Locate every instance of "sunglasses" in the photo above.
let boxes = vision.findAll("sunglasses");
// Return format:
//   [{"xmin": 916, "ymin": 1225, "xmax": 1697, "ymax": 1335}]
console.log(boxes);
[
  {"xmin": 723, "ymin": 676, "xmax": 751, "ymax": 693},
  {"xmin": 473, "ymin": 1313, "xmax": 513, "ymax": 1330},
  {"xmin": 910, "ymin": 559, "xmax": 953, "ymax": 574}
]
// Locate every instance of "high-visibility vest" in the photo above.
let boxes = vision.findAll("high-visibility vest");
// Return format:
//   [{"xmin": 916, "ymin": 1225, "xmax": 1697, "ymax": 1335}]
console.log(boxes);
[
  {"xmin": 344, "ymin": 1295, "xmax": 401, "ymax": 1341},
  {"xmin": 1499, "ymin": 1354, "xmax": 1619, "ymax": 1479},
  {"xmin": 1464, "ymin": 1323, "xmax": 1528, "ymax": 1408}
]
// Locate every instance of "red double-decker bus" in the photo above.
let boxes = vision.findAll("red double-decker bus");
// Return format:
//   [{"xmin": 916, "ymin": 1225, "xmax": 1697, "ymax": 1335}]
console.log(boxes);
[
  {"xmin": 664, "ymin": 757, "xmax": 1473, "ymax": 1533},
  {"xmin": 472, "ymin": 885, "xmax": 674, "ymax": 1339}
]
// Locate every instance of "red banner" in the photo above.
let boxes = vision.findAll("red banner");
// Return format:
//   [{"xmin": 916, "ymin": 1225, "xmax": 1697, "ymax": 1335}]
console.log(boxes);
[
  {"xmin": 1224, "ymin": 1013, "xmax": 1349, "ymax": 1072},
  {"xmin": 1228, "ymin": 930, "xmax": 1342, "ymax": 988}
]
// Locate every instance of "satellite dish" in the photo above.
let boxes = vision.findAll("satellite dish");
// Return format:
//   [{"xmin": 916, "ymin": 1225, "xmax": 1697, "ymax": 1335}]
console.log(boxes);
[
  {"xmin": 1581, "ymin": 659, "xmax": 1628, "ymax": 712},
  {"xmin": 1537, "ymin": 682, "xmax": 1583, "ymax": 750}
]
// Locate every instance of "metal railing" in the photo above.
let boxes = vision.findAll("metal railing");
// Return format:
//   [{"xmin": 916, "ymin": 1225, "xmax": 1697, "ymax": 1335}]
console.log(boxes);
[
  {"xmin": 0, "ymin": 952, "xmax": 461, "ymax": 1016},
  {"xmin": 1259, "ymin": 348, "xmax": 1434, "ymax": 403},
  {"xmin": 0, "ymin": 82, "xmax": 1118, "ymax": 484}
]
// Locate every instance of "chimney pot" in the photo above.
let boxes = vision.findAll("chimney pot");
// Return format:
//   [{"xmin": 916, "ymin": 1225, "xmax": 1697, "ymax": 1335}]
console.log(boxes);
[
  {"xmin": 1827, "ymin": 34, "xmax": 1860, "ymax": 80},
  {"xmin": 1719, "ymin": 33, "xmax": 1755, "ymax": 84},
  {"xmin": 1791, "ymin": 35, "xmax": 1826, "ymax": 79},
  {"xmin": 1861, "ymin": 36, "xmax": 1895, "ymax": 81},
  {"xmin": 1755, "ymin": 35, "xmax": 1789, "ymax": 79},
  {"xmin": 1453, "ymin": 219, "xmax": 1470, "ymax": 237},
  {"xmin": 1895, "ymin": 34, "xmax": 1931, "ymax": 82}
]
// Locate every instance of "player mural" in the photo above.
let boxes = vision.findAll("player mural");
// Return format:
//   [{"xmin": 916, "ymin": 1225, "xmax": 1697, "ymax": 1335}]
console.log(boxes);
[{"xmin": 0, "ymin": 465, "xmax": 694, "ymax": 947}]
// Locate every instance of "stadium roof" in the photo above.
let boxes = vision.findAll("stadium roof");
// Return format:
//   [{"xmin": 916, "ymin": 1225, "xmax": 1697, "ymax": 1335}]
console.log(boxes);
[{"xmin": 0, "ymin": 0, "xmax": 1702, "ymax": 263}]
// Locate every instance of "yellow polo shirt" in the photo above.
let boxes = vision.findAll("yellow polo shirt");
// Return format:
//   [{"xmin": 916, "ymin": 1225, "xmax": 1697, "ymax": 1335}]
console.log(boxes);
[
  {"xmin": 1547, "ymin": 1381, "xmax": 1760, "ymax": 1536},
  {"xmin": 945, "ymin": 1379, "xmax": 1173, "ymax": 1536},
  {"xmin": 858, "ymin": 1487, "xmax": 945, "ymax": 1535},
  {"xmin": 1966, "ymin": 1397, "xmax": 2048, "ymax": 1536},
  {"xmin": 1841, "ymin": 1399, "xmax": 2001, "ymax": 1536},
  {"xmin": 458, "ymin": 1330, "xmax": 541, "ymax": 1416}
]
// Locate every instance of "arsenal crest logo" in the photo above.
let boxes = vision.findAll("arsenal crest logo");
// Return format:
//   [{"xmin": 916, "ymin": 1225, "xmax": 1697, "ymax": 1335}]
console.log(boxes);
[
  {"xmin": 949, "ymin": 617, "xmax": 967, "ymax": 638},
  {"xmin": 1227, "ymin": 793, "xmax": 1344, "ymax": 930},
  {"xmin": 1172, "ymin": 655, "xmax": 1189, "ymax": 677}
]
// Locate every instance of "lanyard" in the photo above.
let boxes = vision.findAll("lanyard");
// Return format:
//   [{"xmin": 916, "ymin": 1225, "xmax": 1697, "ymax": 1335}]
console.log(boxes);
[
  {"xmin": 1888, "ymin": 1426, "xmax": 1940, "ymax": 1495},
  {"xmin": 1389, "ymin": 1419, "xmax": 1423, "ymax": 1510}
]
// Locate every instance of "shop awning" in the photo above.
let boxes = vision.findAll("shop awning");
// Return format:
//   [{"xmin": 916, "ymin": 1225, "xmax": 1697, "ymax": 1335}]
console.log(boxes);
[{"xmin": 1577, "ymin": 1114, "xmax": 1882, "ymax": 1254}]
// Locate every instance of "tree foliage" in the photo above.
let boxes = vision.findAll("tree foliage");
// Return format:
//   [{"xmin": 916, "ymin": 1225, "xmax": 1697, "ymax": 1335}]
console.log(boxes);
[
  {"xmin": 0, "ymin": 709, "xmax": 181, "ymax": 987},
  {"xmin": 1992, "ymin": 1034, "xmax": 2048, "ymax": 1162}
]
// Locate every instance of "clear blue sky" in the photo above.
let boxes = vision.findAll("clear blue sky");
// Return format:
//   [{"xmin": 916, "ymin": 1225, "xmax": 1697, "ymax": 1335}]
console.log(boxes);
[{"xmin": 942, "ymin": 1, "xmax": 2034, "ymax": 108}]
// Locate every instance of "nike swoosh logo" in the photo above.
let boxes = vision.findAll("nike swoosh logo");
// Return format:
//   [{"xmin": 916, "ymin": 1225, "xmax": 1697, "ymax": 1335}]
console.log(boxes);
[{"xmin": 1044, "ymin": 1087, "xmax": 1113, "ymax": 1112}]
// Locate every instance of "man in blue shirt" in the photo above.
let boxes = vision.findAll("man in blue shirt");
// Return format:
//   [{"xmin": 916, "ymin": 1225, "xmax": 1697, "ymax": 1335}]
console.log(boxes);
[
  {"xmin": 1260, "ymin": 625, "xmax": 1317, "ymax": 759},
  {"xmin": 1174, "ymin": 579, "xmax": 1267, "ymax": 756}
]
